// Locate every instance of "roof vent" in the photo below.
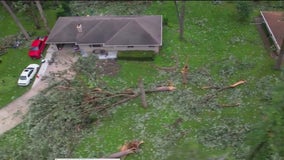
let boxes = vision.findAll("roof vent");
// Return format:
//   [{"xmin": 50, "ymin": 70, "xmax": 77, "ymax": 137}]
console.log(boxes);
[{"xmin": 76, "ymin": 24, "xmax": 82, "ymax": 32}]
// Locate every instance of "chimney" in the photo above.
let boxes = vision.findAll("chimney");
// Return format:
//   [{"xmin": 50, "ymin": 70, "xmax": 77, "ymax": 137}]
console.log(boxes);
[{"xmin": 76, "ymin": 24, "xmax": 82, "ymax": 32}]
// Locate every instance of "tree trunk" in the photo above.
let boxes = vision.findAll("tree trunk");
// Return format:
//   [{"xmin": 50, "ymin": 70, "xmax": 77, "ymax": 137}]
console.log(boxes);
[
  {"xmin": 179, "ymin": 0, "xmax": 185, "ymax": 40},
  {"xmin": 138, "ymin": 78, "xmax": 147, "ymax": 108},
  {"xmin": 174, "ymin": 1, "xmax": 180, "ymax": 21},
  {"xmin": 274, "ymin": 39, "xmax": 284, "ymax": 70},
  {"xmin": 174, "ymin": 0, "xmax": 186, "ymax": 41},
  {"xmin": 1, "ymin": 0, "xmax": 30, "ymax": 40},
  {"xmin": 106, "ymin": 149, "xmax": 134, "ymax": 158},
  {"xmin": 35, "ymin": 1, "xmax": 50, "ymax": 33},
  {"xmin": 30, "ymin": 2, "xmax": 41, "ymax": 29}
]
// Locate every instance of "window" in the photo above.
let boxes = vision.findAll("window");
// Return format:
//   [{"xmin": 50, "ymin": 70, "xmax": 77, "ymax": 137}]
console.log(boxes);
[
  {"xmin": 20, "ymin": 76, "xmax": 27, "ymax": 80},
  {"xmin": 38, "ymin": 42, "xmax": 43, "ymax": 49},
  {"xmin": 28, "ymin": 70, "xmax": 33, "ymax": 77},
  {"xmin": 92, "ymin": 44, "xmax": 102, "ymax": 47}
]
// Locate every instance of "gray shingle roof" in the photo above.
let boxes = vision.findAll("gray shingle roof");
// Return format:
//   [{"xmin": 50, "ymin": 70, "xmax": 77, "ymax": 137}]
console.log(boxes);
[{"xmin": 46, "ymin": 15, "xmax": 162, "ymax": 46}]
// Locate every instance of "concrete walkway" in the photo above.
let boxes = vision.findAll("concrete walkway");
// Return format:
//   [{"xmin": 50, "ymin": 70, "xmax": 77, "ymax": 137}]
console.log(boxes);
[{"xmin": 0, "ymin": 46, "xmax": 77, "ymax": 135}]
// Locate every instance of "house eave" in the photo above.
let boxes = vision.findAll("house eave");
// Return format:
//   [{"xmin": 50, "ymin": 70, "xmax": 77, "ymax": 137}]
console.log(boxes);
[{"xmin": 260, "ymin": 11, "xmax": 281, "ymax": 52}]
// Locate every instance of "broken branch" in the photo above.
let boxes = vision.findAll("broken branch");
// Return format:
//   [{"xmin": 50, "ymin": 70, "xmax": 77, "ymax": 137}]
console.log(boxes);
[
  {"xmin": 202, "ymin": 80, "xmax": 247, "ymax": 91},
  {"xmin": 181, "ymin": 64, "xmax": 189, "ymax": 85},
  {"xmin": 201, "ymin": 80, "xmax": 247, "ymax": 103},
  {"xmin": 218, "ymin": 103, "xmax": 240, "ymax": 108}
]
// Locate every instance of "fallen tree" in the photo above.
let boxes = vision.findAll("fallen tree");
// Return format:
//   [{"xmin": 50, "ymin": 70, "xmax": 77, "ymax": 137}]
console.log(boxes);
[
  {"xmin": 105, "ymin": 140, "xmax": 144, "ymax": 159},
  {"xmin": 82, "ymin": 84, "xmax": 176, "ymax": 113}
]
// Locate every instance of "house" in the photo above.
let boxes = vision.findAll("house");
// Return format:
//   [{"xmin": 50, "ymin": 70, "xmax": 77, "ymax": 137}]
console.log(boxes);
[
  {"xmin": 46, "ymin": 15, "xmax": 163, "ymax": 59},
  {"xmin": 260, "ymin": 11, "xmax": 284, "ymax": 54}
]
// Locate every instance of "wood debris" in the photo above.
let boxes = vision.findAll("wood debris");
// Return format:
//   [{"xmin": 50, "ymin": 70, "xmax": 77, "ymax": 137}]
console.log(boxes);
[
  {"xmin": 106, "ymin": 140, "xmax": 144, "ymax": 159},
  {"xmin": 202, "ymin": 80, "xmax": 247, "ymax": 91},
  {"xmin": 181, "ymin": 65, "xmax": 189, "ymax": 84}
]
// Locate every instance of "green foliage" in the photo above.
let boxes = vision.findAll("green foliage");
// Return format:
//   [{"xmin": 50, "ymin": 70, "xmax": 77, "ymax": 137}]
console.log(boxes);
[
  {"xmin": 56, "ymin": 1, "xmax": 71, "ymax": 18},
  {"xmin": 0, "ymin": 5, "xmax": 21, "ymax": 37},
  {"xmin": 236, "ymin": 1, "xmax": 253, "ymax": 22},
  {"xmin": 163, "ymin": 16, "xmax": 168, "ymax": 26},
  {"xmin": 118, "ymin": 51, "xmax": 155, "ymax": 61},
  {"xmin": 11, "ymin": 1, "xmax": 42, "ymax": 29},
  {"xmin": 41, "ymin": 1, "xmax": 60, "ymax": 10},
  {"xmin": 246, "ymin": 82, "xmax": 284, "ymax": 159},
  {"xmin": 69, "ymin": 1, "xmax": 151, "ymax": 16},
  {"xmin": 74, "ymin": 55, "xmax": 98, "ymax": 83}
]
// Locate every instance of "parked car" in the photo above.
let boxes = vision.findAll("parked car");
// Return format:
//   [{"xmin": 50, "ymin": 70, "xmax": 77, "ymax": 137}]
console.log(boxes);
[
  {"xmin": 28, "ymin": 36, "xmax": 48, "ymax": 59},
  {"xmin": 17, "ymin": 64, "xmax": 40, "ymax": 86}
]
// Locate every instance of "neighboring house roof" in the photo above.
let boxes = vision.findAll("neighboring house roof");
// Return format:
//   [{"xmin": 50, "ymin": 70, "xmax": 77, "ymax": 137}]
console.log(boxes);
[
  {"xmin": 46, "ymin": 15, "xmax": 162, "ymax": 46},
  {"xmin": 260, "ymin": 11, "xmax": 284, "ymax": 52}
]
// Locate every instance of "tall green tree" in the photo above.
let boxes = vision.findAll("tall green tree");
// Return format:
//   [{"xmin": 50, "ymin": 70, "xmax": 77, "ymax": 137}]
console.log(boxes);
[
  {"xmin": 35, "ymin": 1, "xmax": 50, "ymax": 33},
  {"xmin": 1, "ymin": 0, "xmax": 30, "ymax": 39},
  {"xmin": 11, "ymin": 1, "xmax": 41, "ymax": 29},
  {"xmin": 236, "ymin": 1, "xmax": 252, "ymax": 22},
  {"xmin": 247, "ymin": 82, "xmax": 284, "ymax": 159}
]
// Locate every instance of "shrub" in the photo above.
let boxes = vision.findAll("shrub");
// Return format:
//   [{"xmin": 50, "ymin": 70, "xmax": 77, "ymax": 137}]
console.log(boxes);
[{"xmin": 236, "ymin": 1, "xmax": 252, "ymax": 22}]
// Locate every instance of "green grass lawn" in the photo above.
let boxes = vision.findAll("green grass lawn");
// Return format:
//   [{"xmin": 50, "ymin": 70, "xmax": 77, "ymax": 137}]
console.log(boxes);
[
  {"xmin": 0, "ymin": 1, "xmax": 283, "ymax": 160},
  {"xmin": 0, "ymin": 5, "xmax": 59, "ymax": 108},
  {"xmin": 0, "ymin": 47, "xmax": 38, "ymax": 107}
]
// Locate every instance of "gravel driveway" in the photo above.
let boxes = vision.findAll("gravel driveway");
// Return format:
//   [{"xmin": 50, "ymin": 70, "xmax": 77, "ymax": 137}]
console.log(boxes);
[{"xmin": 0, "ymin": 46, "xmax": 78, "ymax": 135}]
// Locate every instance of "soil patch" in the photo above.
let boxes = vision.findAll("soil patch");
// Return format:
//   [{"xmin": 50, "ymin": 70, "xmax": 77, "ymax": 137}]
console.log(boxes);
[{"xmin": 95, "ymin": 59, "xmax": 120, "ymax": 76}]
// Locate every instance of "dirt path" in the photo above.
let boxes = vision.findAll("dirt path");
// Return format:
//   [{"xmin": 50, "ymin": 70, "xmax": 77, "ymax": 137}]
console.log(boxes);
[{"xmin": 0, "ymin": 47, "xmax": 78, "ymax": 135}]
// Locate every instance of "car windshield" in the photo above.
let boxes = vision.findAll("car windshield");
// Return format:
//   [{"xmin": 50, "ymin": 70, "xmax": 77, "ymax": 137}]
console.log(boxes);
[
  {"xmin": 30, "ymin": 47, "xmax": 39, "ymax": 51},
  {"xmin": 27, "ymin": 68, "xmax": 34, "ymax": 71},
  {"xmin": 20, "ymin": 76, "xmax": 27, "ymax": 80}
]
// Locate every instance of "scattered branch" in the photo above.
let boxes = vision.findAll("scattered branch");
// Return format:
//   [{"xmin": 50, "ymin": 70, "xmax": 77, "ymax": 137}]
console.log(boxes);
[
  {"xmin": 202, "ymin": 80, "xmax": 246, "ymax": 91},
  {"xmin": 218, "ymin": 103, "xmax": 240, "ymax": 108}
]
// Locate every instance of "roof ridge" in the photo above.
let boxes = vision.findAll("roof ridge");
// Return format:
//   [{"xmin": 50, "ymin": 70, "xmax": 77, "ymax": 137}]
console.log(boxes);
[
  {"xmin": 105, "ymin": 20, "xmax": 132, "ymax": 44},
  {"xmin": 78, "ymin": 20, "xmax": 104, "ymax": 41},
  {"xmin": 135, "ymin": 18, "xmax": 160, "ymax": 44}
]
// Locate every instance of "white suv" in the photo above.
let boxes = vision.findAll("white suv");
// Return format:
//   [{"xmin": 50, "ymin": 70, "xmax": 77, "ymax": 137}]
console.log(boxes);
[{"xmin": 17, "ymin": 64, "xmax": 40, "ymax": 86}]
